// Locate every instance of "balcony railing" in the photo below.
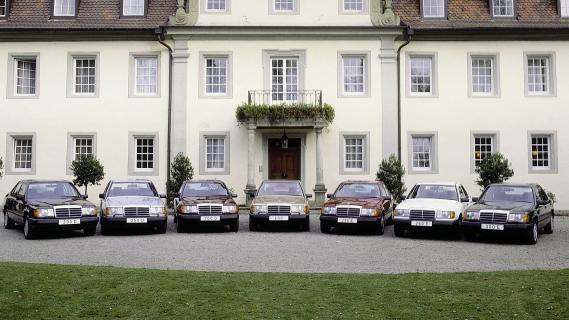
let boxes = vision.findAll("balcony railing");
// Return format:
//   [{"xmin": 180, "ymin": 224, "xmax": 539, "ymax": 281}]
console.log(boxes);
[{"xmin": 247, "ymin": 90, "xmax": 323, "ymax": 107}]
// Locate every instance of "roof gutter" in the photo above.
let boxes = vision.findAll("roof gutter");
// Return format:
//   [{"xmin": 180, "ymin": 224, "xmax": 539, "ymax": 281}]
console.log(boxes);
[{"xmin": 396, "ymin": 27, "xmax": 413, "ymax": 160}]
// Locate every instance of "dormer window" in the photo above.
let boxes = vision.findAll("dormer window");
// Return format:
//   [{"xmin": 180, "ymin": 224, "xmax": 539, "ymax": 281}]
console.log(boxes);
[
  {"xmin": 274, "ymin": 0, "xmax": 294, "ymax": 12},
  {"xmin": 53, "ymin": 0, "xmax": 76, "ymax": 17},
  {"xmin": 0, "ymin": 0, "xmax": 8, "ymax": 18},
  {"xmin": 123, "ymin": 0, "xmax": 145, "ymax": 16},
  {"xmin": 560, "ymin": 0, "xmax": 569, "ymax": 17},
  {"xmin": 421, "ymin": 0, "xmax": 445, "ymax": 18},
  {"xmin": 491, "ymin": 0, "xmax": 515, "ymax": 18}
]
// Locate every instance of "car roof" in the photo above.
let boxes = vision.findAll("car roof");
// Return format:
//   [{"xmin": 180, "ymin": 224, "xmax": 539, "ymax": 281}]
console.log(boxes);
[
  {"xmin": 184, "ymin": 180, "xmax": 226, "ymax": 184},
  {"xmin": 22, "ymin": 180, "xmax": 72, "ymax": 184},
  {"xmin": 110, "ymin": 179, "xmax": 153, "ymax": 184},
  {"xmin": 341, "ymin": 180, "xmax": 380, "ymax": 184},
  {"xmin": 261, "ymin": 180, "xmax": 301, "ymax": 183},
  {"xmin": 416, "ymin": 182, "xmax": 459, "ymax": 187},
  {"xmin": 489, "ymin": 183, "xmax": 536, "ymax": 188}
]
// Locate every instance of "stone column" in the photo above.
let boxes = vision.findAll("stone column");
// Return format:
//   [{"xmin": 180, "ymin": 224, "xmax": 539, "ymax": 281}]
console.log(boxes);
[
  {"xmin": 379, "ymin": 31, "xmax": 402, "ymax": 160},
  {"xmin": 171, "ymin": 36, "xmax": 190, "ymax": 158},
  {"xmin": 313, "ymin": 127, "xmax": 327, "ymax": 207},
  {"xmin": 244, "ymin": 124, "xmax": 257, "ymax": 206}
]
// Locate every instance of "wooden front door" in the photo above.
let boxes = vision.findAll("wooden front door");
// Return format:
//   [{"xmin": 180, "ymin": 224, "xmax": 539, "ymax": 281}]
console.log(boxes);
[{"xmin": 268, "ymin": 138, "xmax": 301, "ymax": 180}]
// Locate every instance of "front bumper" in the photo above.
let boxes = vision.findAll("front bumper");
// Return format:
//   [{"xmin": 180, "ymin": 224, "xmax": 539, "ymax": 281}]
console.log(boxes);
[
  {"xmin": 320, "ymin": 215, "xmax": 383, "ymax": 226},
  {"xmin": 178, "ymin": 214, "xmax": 239, "ymax": 225},
  {"xmin": 28, "ymin": 216, "xmax": 99, "ymax": 230},
  {"xmin": 100, "ymin": 215, "xmax": 167, "ymax": 227},
  {"xmin": 250, "ymin": 214, "xmax": 309, "ymax": 224},
  {"xmin": 394, "ymin": 217, "xmax": 460, "ymax": 228},
  {"xmin": 462, "ymin": 221, "xmax": 533, "ymax": 232}
]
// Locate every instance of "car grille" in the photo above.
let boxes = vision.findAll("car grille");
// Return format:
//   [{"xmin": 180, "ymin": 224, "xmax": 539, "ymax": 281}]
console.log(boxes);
[
  {"xmin": 336, "ymin": 206, "xmax": 361, "ymax": 217},
  {"xmin": 124, "ymin": 207, "xmax": 150, "ymax": 217},
  {"xmin": 55, "ymin": 206, "xmax": 82, "ymax": 218},
  {"xmin": 198, "ymin": 205, "xmax": 223, "ymax": 215},
  {"xmin": 480, "ymin": 211, "xmax": 508, "ymax": 224},
  {"xmin": 267, "ymin": 205, "xmax": 291, "ymax": 215},
  {"xmin": 410, "ymin": 210, "xmax": 436, "ymax": 221}
]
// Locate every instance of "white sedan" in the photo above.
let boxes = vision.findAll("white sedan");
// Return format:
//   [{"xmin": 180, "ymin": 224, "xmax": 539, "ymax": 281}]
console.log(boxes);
[{"xmin": 393, "ymin": 182, "xmax": 472, "ymax": 237}]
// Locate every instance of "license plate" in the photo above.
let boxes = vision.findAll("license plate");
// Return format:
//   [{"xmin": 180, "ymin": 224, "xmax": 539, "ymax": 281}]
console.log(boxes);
[
  {"xmin": 269, "ymin": 216, "xmax": 289, "ymax": 221},
  {"xmin": 411, "ymin": 220, "xmax": 432, "ymax": 227},
  {"xmin": 200, "ymin": 216, "xmax": 221, "ymax": 222},
  {"xmin": 126, "ymin": 218, "xmax": 148, "ymax": 224},
  {"xmin": 481, "ymin": 224, "xmax": 504, "ymax": 231},
  {"xmin": 338, "ymin": 218, "xmax": 358, "ymax": 224},
  {"xmin": 58, "ymin": 219, "xmax": 80, "ymax": 225}
]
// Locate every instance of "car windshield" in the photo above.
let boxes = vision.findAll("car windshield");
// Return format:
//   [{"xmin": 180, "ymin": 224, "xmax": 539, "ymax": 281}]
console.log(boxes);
[
  {"xmin": 182, "ymin": 182, "xmax": 229, "ymax": 198},
  {"xmin": 257, "ymin": 182, "xmax": 304, "ymax": 197},
  {"xmin": 409, "ymin": 185, "xmax": 458, "ymax": 201},
  {"xmin": 482, "ymin": 186, "xmax": 534, "ymax": 204},
  {"xmin": 335, "ymin": 183, "xmax": 381, "ymax": 198},
  {"xmin": 27, "ymin": 182, "xmax": 80, "ymax": 200},
  {"xmin": 107, "ymin": 183, "xmax": 156, "ymax": 197}
]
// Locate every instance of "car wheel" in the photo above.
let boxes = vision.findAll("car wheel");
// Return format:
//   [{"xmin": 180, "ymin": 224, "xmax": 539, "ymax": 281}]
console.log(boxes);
[
  {"xmin": 320, "ymin": 221, "xmax": 331, "ymax": 234},
  {"xmin": 386, "ymin": 213, "xmax": 394, "ymax": 225},
  {"xmin": 23, "ymin": 217, "xmax": 36, "ymax": 240},
  {"xmin": 83, "ymin": 226, "xmax": 97, "ymax": 236},
  {"xmin": 376, "ymin": 216, "xmax": 385, "ymax": 235},
  {"xmin": 463, "ymin": 230, "xmax": 477, "ymax": 242},
  {"xmin": 3, "ymin": 211, "xmax": 15, "ymax": 229},
  {"xmin": 229, "ymin": 221, "xmax": 239, "ymax": 232},
  {"xmin": 249, "ymin": 219, "xmax": 258, "ymax": 232},
  {"xmin": 100, "ymin": 224, "xmax": 112, "ymax": 236},
  {"xmin": 393, "ymin": 224, "xmax": 405, "ymax": 237},
  {"xmin": 156, "ymin": 221, "xmax": 168, "ymax": 234},
  {"xmin": 544, "ymin": 216, "xmax": 554, "ymax": 234},
  {"xmin": 526, "ymin": 221, "xmax": 538, "ymax": 245},
  {"xmin": 176, "ymin": 220, "xmax": 186, "ymax": 233}
]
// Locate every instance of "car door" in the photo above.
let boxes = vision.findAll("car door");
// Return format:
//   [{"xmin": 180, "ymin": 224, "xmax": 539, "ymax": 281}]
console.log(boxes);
[
  {"xmin": 535, "ymin": 185, "xmax": 553, "ymax": 227},
  {"xmin": 458, "ymin": 185, "xmax": 470, "ymax": 216},
  {"xmin": 4, "ymin": 182, "xmax": 21, "ymax": 216},
  {"xmin": 14, "ymin": 183, "xmax": 28, "ymax": 224},
  {"xmin": 379, "ymin": 184, "xmax": 392, "ymax": 217}
]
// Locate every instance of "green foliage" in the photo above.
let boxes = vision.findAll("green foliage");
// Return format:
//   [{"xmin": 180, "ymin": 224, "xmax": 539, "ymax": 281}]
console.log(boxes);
[
  {"xmin": 376, "ymin": 154, "xmax": 407, "ymax": 203},
  {"xmin": 0, "ymin": 156, "xmax": 3, "ymax": 179},
  {"xmin": 167, "ymin": 153, "xmax": 194, "ymax": 202},
  {"xmin": 547, "ymin": 191, "xmax": 557, "ymax": 204},
  {"xmin": 70, "ymin": 156, "xmax": 105, "ymax": 194},
  {"xmin": 235, "ymin": 103, "xmax": 335, "ymax": 125},
  {"xmin": 475, "ymin": 153, "xmax": 514, "ymax": 190}
]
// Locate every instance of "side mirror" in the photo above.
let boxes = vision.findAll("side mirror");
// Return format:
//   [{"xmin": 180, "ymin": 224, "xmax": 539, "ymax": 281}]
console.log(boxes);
[
  {"xmin": 159, "ymin": 194, "xmax": 167, "ymax": 199},
  {"xmin": 537, "ymin": 200, "xmax": 548, "ymax": 206},
  {"xmin": 306, "ymin": 194, "xmax": 313, "ymax": 199},
  {"xmin": 175, "ymin": 192, "xmax": 181, "ymax": 198},
  {"xmin": 231, "ymin": 193, "xmax": 238, "ymax": 198},
  {"xmin": 400, "ymin": 195, "xmax": 407, "ymax": 201},
  {"xmin": 98, "ymin": 193, "xmax": 105, "ymax": 199},
  {"xmin": 471, "ymin": 197, "xmax": 479, "ymax": 203},
  {"xmin": 460, "ymin": 197, "xmax": 469, "ymax": 203},
  {"xmin": 82, "ymin": 194, "xmax": 88, "ymax": 200},
  {"xmin": 326, "ymin": 193, "xmax": 333, "ymax": 199},
  {"xmin": 250, "ymin": 194, "xmax": 255, "ymax": 199},
  {"xmin": 15, "ymin": 194, "xmax": 25, "ymax": 201}
]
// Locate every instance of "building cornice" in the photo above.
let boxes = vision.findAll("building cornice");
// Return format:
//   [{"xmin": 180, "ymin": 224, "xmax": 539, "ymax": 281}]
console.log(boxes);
[
  {"xmin": 0, "ymin": 29, "xmax": 159, "ymax": 42},
  {"xmin": 409, "ymin": 27, "xmax": 569, "ymax": 41}
]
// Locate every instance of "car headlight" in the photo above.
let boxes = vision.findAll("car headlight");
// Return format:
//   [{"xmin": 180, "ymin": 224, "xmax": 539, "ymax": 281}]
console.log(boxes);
[
  {"xmin": 291, "ymin": 205, "xmax": 304, "ymax": 214},
  {"xmin": 435, "ymin": 210, "xmax": 455, "ymax": 220},
  {"xmin": 81, "ymin": 207, "xmax": 97, "ymax": 216},
  {"xmin": 251, "ymin": 205, "xmax": 267, "ymax": 214},
  {"xmin": 464, "ymin": 211, "xmax": 480, "ymax": 221},
  {"xmin": 322, "ymin": 206, "xmax": 337, "ymax": 215},
  {"xmin": 222, "ymin": 205, "xmax": 238, "ymax": 214},
  {"xmin": 179, "ymin": 205, "xmax": 198, "ymax": 214},
  {"xmin": 150, "ymin": 207, "xmax": 167, "ymax": 216},
  {"xmin": 34, "ymin": 208, "xmax": 55, "ymax": 218},
  {"xmin": 360, "ymin": 208, "xmax": 378, "ymax": 217},
  {"xmin": 105, "ymin": 207, "xmax": 124, "ymax": 216},
  {"xmin": 508, "ymin": 213, "xmax": 530, "ymax": 223},
  {"xmin": 394, "ymin": 209, "xmax": 410, "ymax": 218}
]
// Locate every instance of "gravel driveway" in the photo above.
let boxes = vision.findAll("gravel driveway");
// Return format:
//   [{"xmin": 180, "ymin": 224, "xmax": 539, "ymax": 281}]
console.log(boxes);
[{"xmin": 1, "ymin": 214, "xmax": 568, "ymax": 274}]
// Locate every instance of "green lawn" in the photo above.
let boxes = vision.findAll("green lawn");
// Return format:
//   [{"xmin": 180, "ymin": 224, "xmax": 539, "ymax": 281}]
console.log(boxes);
[{"xmin": 0, "ymin": 263, "xmax": 567, "ymax": 319}]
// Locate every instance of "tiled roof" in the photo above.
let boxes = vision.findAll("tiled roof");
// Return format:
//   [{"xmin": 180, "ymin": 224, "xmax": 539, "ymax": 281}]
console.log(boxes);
[
  {"xmin": 0, "ymin": 0, "xmax": 177, "ymax": 30},
  {"xmin": 394, "ymin": 0, "xmax": 569, "ymax": 30}
]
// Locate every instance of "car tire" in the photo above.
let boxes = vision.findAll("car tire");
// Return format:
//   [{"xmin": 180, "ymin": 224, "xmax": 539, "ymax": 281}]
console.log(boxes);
[
  {"xmin": 526, "ymin": 220, "xmax": 538, "ymax": 245},
  {"xmin": 229, "ymin": 221, "xmax": 239, "ymax": 232},
  {"xmin": 249, "ymin": 219, "xmax": 258, "ymax": 232},
  {"xmin": 320, "ymin": 221, "xmax": 332, "ymax": 234},
  {"xmin": 3, "ymin": 211, "xmax": 15, "ymax": 229},
  {"xmin": 393, "ymin": 224, "xmax": 405, "ymax": 237},
  {"xmin": 544, "ymin": 216, "xmax": 554, "ymax": 234},
  {"xmin": 23, "ymin": 217, "xmax": 36, "ymax": 240},
  {"xmin": 176, "ymin": 220, "xmax": 186, "ymax": 233},
  {"xmin": 386, "ymin": 213, "xmax": 394, "ymax": 225},
  {"xmin": 376, "ymin": 216, "xmax": 385, "ymax": 235},
  {"xmin": 83, "ymin": 226, "xmax": 97, "ymax": 236},
  {"xmin": 301, "ymin": 219, "xmax": 310, "ymax": 232},
  {"xmin": 100, "ymin": 224, "xmax": 112, "ymax": 236},
  {"xmin": 156, "ymin": 221, "xmax": 168, "ymax": 234},
  {"xmin": 463, "ymin": 230, "xmax": 477, "ymax": 241}
]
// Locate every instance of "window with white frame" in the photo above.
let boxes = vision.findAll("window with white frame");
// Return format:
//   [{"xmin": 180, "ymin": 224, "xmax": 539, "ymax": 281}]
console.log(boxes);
[
  {"xmin": 53, "ymin": 0, "xmax": 76, "ymax": 16},
  {"xmin": 562, "ymin": 0, "xmax": 569, "ymax": 17},
  {"xmin": 13, "ymin": 137, "xmax": 33, "ymax": 171},
  {"xmin": 73, "ymin": 57, "xmax": 96, "ymax": 94},
  {"xmin": 530, "ymin": 135, "xmax": 551, "ymax": 169},
  {"xmin": 344, "ymin": 137, "xmax": 364, "ymax": 171},
  {"xmin": 135, "ymin": 137, "xmax": 154, "ymax": 171},
  {"xmin": 474, "ymin": 135, "xmax": 494, "ymax": 167},
  {"xmin": 123, "ymin": 0, "xmax": 145, "ymax": 16},
  {"xmin": 1, "ymin": 0, "xmax": 8, "ymax": 17},
  {"xmin": 344, "ymin": 0, "xmax": 364, "ymax": 12},
  {"xmin": 205, "ymin": 57, "xmax": 228, "ymax": 95},
  {"xmin": 410, "ymin": 56, "xmax": 433, "ymax": 95},
  {"xmin": 271, "ymin": 57, "xmax": 299, "ymax": 103},
  {"xmin": 342, "ymin": 55, "xmax": 365, "ymax": 95},
  {"xmin": 207, "ymin": 0, "xmax": 226, "ymax": 11},
  {"xmin": 471, "ymin": 56, "xmax": 495, "ymax": 95},
  {"xmin": 527, "ymin": 56, "xmax": 551, "ymax": 94},
  {"xmin": 412, "ymin": 136, "xmax": 432, "ymax": 170},
  {"xmin": 205, "ymin": 137, "xmax": 225, "ymax": 171},
  {"xmin": 492, "ymin": 0, "xmax": 514, "ymax": 17},
  {"xmin": 15, "ymin": 58, "xmax": 37, "ymax": 96},
  {"xmin": 73, "ymin": 137, "xmax": 94, "ymax": 160},
  {"xmin": 422, "ymin": 0, "xmax": 445, "ymax": 18},
  {"xmin": 135, "ymin": 57, "xmax": 158, "ymax": 95},
  {"xmin": 274, "ymin": 0, "xmax": 294, "ymax": 11}
]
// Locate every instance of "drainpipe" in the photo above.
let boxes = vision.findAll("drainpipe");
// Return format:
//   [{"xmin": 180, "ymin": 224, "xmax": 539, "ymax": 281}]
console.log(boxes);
[
  {"xmin": 396, "ymin": 27, "xmax": 413, "ymax": 160},
  {"xmin": 157, "ymin": 28, "xmax": 173, "ymax": 206}
]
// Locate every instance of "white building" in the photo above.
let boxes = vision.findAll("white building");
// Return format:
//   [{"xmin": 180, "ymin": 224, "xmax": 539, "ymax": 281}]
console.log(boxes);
[{"xmin": 1, "ymin": 0, "xmax": 568, "ymax": 210}]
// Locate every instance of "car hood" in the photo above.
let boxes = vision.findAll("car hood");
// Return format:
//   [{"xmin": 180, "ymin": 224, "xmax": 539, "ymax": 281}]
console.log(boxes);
[
  {"xmin": 325, "ymin": 197, "xmax": 382, "ymax": 207},
  {"xmin": 397, "ymin": 198, "xmax": 462, "ymax": 211},
  {"xmin": 253, "ymin": 196, "xmax": 306, "ymax": 205},
  {"xmin": 28, "ymin": 198, "xmax": 94, "ymax": 207},
  {"xmin": 106, "ymin": 197, "xmax": 164, "ymax": 207},
  {"xmin": 468, "ymin": 201, "xmax": 534, "ymax": 213},
  {"xmin": 180, "ymin": 197, "xmax": 235, "ymax": 206}
]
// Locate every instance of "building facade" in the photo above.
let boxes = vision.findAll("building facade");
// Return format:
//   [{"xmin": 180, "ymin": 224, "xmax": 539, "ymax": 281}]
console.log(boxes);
[{"xmin": 1, "ymin": 0, "xmax": 568, "ymax": 210}]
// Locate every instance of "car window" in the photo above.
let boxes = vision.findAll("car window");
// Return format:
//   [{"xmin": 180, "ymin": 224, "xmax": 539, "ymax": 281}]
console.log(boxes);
[
  {"xmin": 335, "ymin": 183, "xmax": 381, "ymax": 198},
  {"xmin": 107, "ymin": 183, "xmax": 157, "ymax": 197},
  {"xmin": 379, "ymin": 184, "xmax": 390, "ymax": 197},
  {"xmin": 10, "ymin": 182, "xmax": 22, "ymax": 196},
  {"xmin": 460, "ymin": 186, "xmax": 469, "ymax": 199},
  {"xmin": 482, "ymin": 186, "xmax": 534, "ymax": 204},
  {"xmin": 408, "ymin": 184, "xmax": 458, "ymax": 201},
  {"xmin": 16, "ymin": 183, "xmax": 27, "ymax": 197},
  {"xmin": 458, "ymin": 186, "xmax": 467, "ymax": 200},
  {"xmin": 536, "ymin": 186, "xmax": 549, "ymax": 202},
  {"xmin": 182, "ymin": 182, "xmax": 229, "ymax": 197},
  {"xmin": 257, "ymin": 182, "xmax": 303, "ymax": 197},
  {"xmin": 27, "ymin": 182, "xmax": 80, "ymax": 200}
]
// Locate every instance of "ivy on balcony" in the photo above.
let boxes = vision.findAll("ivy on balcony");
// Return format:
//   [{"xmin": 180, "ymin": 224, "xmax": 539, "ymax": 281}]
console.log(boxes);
[{"xmin": 235, "ymin": 103, "xmax": 335, "ymax": 126}]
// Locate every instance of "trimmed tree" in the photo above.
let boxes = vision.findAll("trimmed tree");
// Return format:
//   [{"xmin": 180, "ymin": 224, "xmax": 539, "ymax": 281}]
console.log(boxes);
[
  {"xmin": 376, "ymin": 154, "xmax": 407, "ymax": 203},
  {"xmin": 167, "ymin": 153, "xmax": 194, "ymax": 204},
  {"xmin": 0, "ymin": 156, "xmax": 3, "ymax": 178},
  {"xmin": 475, "ymin": 153, "xmax": 514, "ymax": 190},
  {"xmin": 70, "ymin": 155, "xmax": 105, "ymax": 195}
]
